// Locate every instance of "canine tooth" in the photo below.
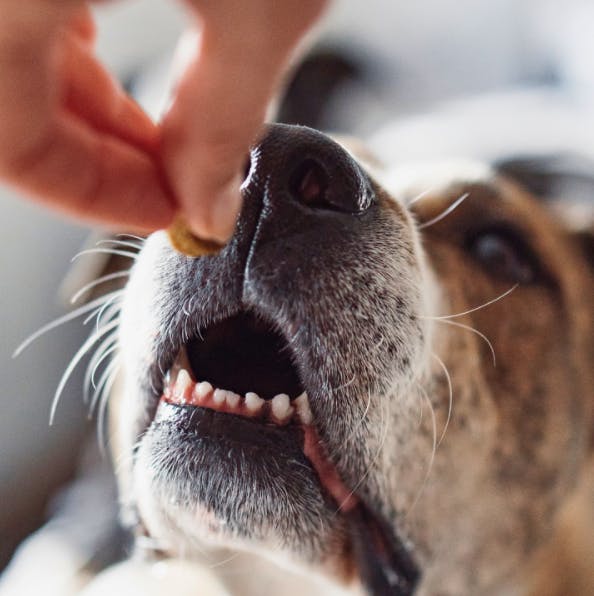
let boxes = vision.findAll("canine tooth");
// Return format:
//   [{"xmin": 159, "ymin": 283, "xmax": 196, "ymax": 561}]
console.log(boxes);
[
  {"xmin": 213, "ymin": 389, "xmax": 226, "ymax": 406},
  {"xmin": 293, "ymin": 392, "xmax": 312, "ymax": 424},
  {"xmin": 225, "ymin": 391, "xmax": 241, "ymax": 408},
  {"xmin": 245, "ymin": 392, "xmax": 264, "ymax": 413},
  {"xmin": 193, "ymin": 381, "xmax": 213, "ymax": 401},
  {"xmin": 177, "ymin": 347, "xmax": 192, "ymax": 372},
  {"xmin": 271, "ymin": 394, "xmax": 293, "ymax": 422},
  {"xmin": 175, "ymin": 369, "xmax": 192, "ymax": 399}
]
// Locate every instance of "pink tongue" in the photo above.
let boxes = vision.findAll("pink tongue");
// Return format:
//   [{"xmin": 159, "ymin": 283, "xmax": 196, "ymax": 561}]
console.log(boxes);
[{"xmin": 303, "ymin": 425, "xmax": 359, "ymax": 512}]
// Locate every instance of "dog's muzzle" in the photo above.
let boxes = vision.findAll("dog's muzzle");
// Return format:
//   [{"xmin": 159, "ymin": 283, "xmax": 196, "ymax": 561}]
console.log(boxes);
[{"xmin": 121, "ymin": 125, "xmax": 422, "ymax": 596}]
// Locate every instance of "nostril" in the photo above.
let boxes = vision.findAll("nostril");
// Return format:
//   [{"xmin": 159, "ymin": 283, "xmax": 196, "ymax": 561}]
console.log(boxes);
[
  {"xmin": 288, "ymin": 158, "xmax": 329, "ymax": 208},
  {"xmin": 254, "ymin": 124, "xmax": 375, "ymax": 213}
]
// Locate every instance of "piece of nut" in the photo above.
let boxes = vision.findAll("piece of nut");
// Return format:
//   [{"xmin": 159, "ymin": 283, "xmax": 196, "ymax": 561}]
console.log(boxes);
[{"xmin": 167, "ymin": 215, "xmax": 224, "ymax": 257}]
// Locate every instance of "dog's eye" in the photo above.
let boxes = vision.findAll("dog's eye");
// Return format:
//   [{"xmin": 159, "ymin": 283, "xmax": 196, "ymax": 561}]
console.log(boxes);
[{"xmin": 466, "ymin": 228, "xmax": 537, "ymax": 284}]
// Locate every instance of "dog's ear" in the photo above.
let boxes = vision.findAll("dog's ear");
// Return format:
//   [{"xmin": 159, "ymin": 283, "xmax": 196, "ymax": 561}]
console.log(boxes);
[
  {"xmin": 495, "ymin": 153, "xmax": 594, "ymax": 202},
  {"xmin": 574, "ymin": 225, "xmax": 594, "ymax": 272},
  {"xmin": 276, "ymin": 48, "xmax": 362, "ymax": 130},
  {"xmin": 572, "ymin": 223, "xmax": 594, "ymax": 452},
  {"xmin": 496, "ymin": 153, "xmax": 594, "ymax": 270}
]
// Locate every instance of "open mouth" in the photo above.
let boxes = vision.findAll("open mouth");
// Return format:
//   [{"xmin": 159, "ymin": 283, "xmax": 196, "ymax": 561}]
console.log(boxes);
[
  {"xmin": 152, "ymin": 310, "xmax": 419, "ymax": 595},
  {"xmin": 163, "ymin": 312, "xmax": 312, "ymax": 426},
  {"xmin": 159, "ymin": 311, "xmax": 352, "ymax": 507}
]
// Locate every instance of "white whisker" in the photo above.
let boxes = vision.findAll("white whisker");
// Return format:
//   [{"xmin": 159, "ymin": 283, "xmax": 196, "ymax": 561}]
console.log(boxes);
[
  {"xmin": 182, "ymin": 296, "xmax": 193, "ymax": 318},
  {"xmin": 116, "ymin": 233, "xmax": 145, "ymax": 243},
  {"xmin": 49, "ymin": 320, "xmax": 119, "ymax": 425},
  {"xmin": 421, "ymin": 284, "xmax": 518, "ymax": 321},
  {"xmin": 406, "ymin": 384, "xmax": 437, "ymax": 516},
  {"xmin": 96, "ymin": 239, "xmax": 143, "ymax": 252},
  {"xmin": 335, "ymin": 403, "xmax": 391, "ymax": 514},
  {"xmin": 71, "ymin": 248, "xmax": 138, "ymax": 262},
  {"xmin": 329, "ymin": 373, "xmax": 356, "ymax": 393},
  {"xmin": 418, "ymin": 192, "xmax": 469, "ymax": 230},
  {"xmin": 13, "ymin": 291, "xmax": 121, "ymax": 358},
  {"xmin": 90, "ymin": 357, "xmax": 119, "ymax": 417},
  {"xmin": 70, "ymin": 271, "xmax": 129, "ymax": 304},
  {"xmin": 96, "ymin": 361, "xmax": 120, "ymax": 457},
  {"xmin": 94, "ymin": 300, "xmax": 123, "ymax": 330},
  {"xmin": 83, "ymin": 293, "xmax": 122, "ymax": 328},
  {"xmin": 433, "ymin": 353, "xmax": 453, "ymax": 446},
  {"xmin": 408, "ymin": 186, "xmax": 434, "ymax": 206},
  {"xmin": 90, "ymin": 341, "xmax": 118, "ymax": 391},
  {"xmin": 83, "ymin": 334, "xmax": 118, "ymax": 404},
  {"xmin": 358, "ymin": 390, "xmax": 372, "ymax": 429},
  {"xmin": 206, "ymin": 552, "xmax": 241, "ymax": 570},
  {"xmin": 436, "ymin": 319, "xmax": 496, "ymax": 366}
]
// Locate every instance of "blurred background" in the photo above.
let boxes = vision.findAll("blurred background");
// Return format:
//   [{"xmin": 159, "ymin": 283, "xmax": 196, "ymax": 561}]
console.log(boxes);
[{"xmin": 1, "ymin": 0, "xmax": 593, "ymax": 580}]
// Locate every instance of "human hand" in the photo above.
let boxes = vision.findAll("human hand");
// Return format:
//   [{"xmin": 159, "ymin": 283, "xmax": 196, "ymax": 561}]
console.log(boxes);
[
  {"xmin": 161, "ymin": 0, "xmax": 328, "ymax": 242},
  {"xmin": 0, "ymin": 1, "xmax": 327, "ymax": 240},
  {"xmin": 0, "ymin": 2, "xmax": 174, "ymax": 232}
]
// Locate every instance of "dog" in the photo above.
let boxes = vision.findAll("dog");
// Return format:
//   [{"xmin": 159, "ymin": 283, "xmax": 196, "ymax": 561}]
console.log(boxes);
[
  {"xmin": 1, "ymin": 125, "xmax": 592, "ymax": 596},
  {"xmin": 76, "ymin": 123, "xmax": 590, "ymax": 596}
]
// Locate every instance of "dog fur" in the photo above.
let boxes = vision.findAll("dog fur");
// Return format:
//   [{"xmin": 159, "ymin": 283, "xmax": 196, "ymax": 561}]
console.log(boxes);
[{"xmin": 100, "ymin": 127, "xmax": 594, "ymax": 595}]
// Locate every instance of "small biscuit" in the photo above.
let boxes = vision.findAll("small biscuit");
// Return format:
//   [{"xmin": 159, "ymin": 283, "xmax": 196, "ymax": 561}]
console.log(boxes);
[{"xmin": 167, "ymin": 215, "xmax": 224, "ymax": 257}]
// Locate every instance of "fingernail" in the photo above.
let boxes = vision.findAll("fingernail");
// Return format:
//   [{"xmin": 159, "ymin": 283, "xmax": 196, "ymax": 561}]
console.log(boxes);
[
  {"xmin": 188, "ymin": 180, "xmax": 242, "ymax": 245},
  {"xmin": 213, "ymin": 184, "xmax": 242, "ymax": 241}
]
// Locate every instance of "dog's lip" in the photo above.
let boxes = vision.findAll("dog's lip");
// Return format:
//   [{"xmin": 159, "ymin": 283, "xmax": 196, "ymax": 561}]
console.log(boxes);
[
  {"xmin": 145, "ymin": 313, "xmax": 420, "ymax": 593},
  {"xmin": 154, "ymin": 368, "xmax": 420, "ymax": 593},
  {"xmin": 160, "ymin": 359, "xmax": 359, "ymax": 510}
]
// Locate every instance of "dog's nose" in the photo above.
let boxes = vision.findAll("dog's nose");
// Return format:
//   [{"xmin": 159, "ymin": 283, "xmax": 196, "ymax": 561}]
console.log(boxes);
[{"xmin": 243, "ymin": 124, "xmax": 374, "ymax": 214}]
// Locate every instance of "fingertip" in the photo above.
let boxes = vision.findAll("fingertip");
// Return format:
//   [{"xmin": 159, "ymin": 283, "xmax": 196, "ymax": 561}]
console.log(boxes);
[
  {"xmin": 187, "ymin": 181, "xmax": 243, "ymax": 244},
  {"xmin": 68, "ymin": 6, "xmax": 97, "ymax": 46}
]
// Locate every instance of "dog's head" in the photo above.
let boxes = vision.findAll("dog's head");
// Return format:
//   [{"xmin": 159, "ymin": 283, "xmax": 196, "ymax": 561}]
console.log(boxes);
[{"xmin": 112, "ymin": 125, "xmax": 594, "ymax": 595}]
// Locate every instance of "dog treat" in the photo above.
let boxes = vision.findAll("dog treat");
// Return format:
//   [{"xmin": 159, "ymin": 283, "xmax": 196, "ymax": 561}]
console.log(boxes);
[{"xmin": 167, "ymin": 215, "xmax": 224, "ymax": 257}]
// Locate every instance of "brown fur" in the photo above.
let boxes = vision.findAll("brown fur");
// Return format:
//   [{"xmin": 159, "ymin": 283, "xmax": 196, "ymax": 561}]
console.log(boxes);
[
  {"xmin": 406, "ymin": 176, "xmax": 594, "ymax": 594},
  {"xmin": 109, "ymin": 130, "xmax": 594, "ymax": 595}
]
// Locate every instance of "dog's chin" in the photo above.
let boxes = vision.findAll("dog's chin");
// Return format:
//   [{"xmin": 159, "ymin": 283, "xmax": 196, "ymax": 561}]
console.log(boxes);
[
  {"xmin": 130, "ymin": 310, "xmax": 356, "ymax": 576},
  {"xmin": 127, "ymin": 309, "xmax": 420, "ymax": 591},
  {"xmin": 133, "ymin": 403, "xmax": 351, "ymax": 568}
]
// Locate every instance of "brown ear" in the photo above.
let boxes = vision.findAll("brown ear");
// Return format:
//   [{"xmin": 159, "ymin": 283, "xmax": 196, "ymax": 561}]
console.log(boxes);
[
  {"xmin": 276, "ymin": 49, "xmax": 362, "ymax": 130},
  {"xmin": 575, "ymin": 226, "xmax": 594, "ymax": 271},
  {"xmin": 573, "ymin": 225, "xmax": 594, "ymax": 452},
  {"xmin": 495, "ymin": 153, "xmax": 594, "ymax": 201}
]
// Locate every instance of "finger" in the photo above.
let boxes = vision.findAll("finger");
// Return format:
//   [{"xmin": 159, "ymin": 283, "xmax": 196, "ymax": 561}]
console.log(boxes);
[
  {"xmin": 161, "ymin": 1, "xmax": 328, "ymax": 243},
  {"xmin": 0, "ymin": 2, "xmax": 173, "ymax": 231},
  {"xmin": 60, "ymin": 34, "xmax": 160, "ymax": 154},
  {"xmin": 0, "ymin": 2, "xmax": 86, "ymax": 171},
  {"xmin": 2, "ymin": 113, "xmax": 175, "ymax": 232},
  {"xmin": 160, "ymin": 32, "xmax": 273, "ymax": 243},
  {"xmin": 67, "ymin": 6, "xmax": 97, "ymax": 46}
]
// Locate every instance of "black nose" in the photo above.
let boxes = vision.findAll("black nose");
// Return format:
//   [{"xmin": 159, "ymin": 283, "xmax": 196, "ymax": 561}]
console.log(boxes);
[{"xmin": 243, "ymin": 124, "xmax": 374, "ymax": 214}]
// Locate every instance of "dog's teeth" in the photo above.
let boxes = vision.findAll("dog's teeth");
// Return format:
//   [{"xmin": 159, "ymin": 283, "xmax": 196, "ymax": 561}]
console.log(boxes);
[
  {"xmin": 293, "ymin": 392, "xmax": 312, "ymax": 425},
  {"xmin": 164, "ymin": 370, "xmax": 171, "ymax": 387},
  {"xmin": 175, "ymin": 369, "xmax": 192, "ymax": 400},
  {"xmin": 193, "ymin": 381, "xmax": 213, "ymax": 401},
  {"xmin": 225, "ymin": 391, "xmax": 241, "ymax": 409},
  {"xmin": 213, "ymin": 389, "xmax": 226, "ymax": 406},
  {"xmin": 245, "ymin": 392, "xmax": 264, "ymax": 413},
  {"xmin": 271, "ymin": 393, "xmax": 293, "ymax": 422}
]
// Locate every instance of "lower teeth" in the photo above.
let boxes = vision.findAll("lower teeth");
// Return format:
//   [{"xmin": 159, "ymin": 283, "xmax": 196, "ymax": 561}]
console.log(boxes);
[{"xmin": 163, "ymin": 368, "xmax": 312, "ymax": 426}]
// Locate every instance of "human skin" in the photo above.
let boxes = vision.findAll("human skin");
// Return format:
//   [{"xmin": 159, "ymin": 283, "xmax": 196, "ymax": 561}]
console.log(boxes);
[{"xmin": 0, "ymin": 0, "xmax": 327, "ymax": 241}]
